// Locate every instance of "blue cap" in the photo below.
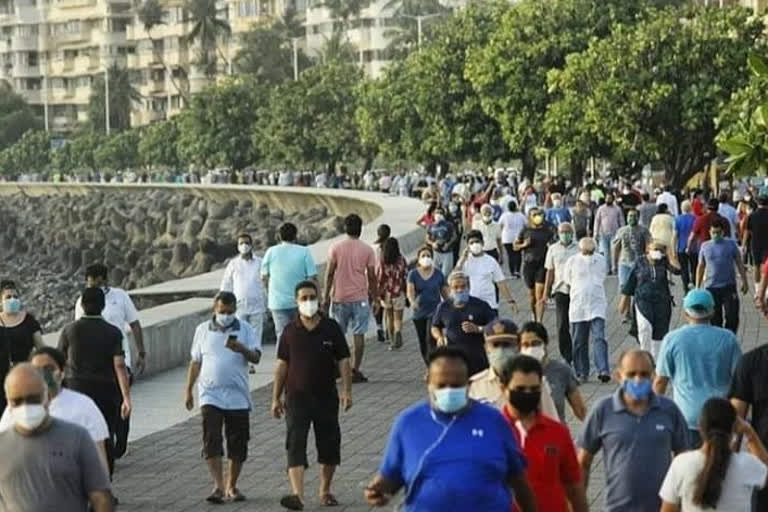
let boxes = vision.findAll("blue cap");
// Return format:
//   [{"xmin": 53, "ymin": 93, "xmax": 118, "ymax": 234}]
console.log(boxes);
[
  {"xmin": 483, "ymin": 318, "xmax": 519, "ymax": 341},
  {"xmin": 683, "ymin": 289, "xmax": 715, "ymax": 318}
]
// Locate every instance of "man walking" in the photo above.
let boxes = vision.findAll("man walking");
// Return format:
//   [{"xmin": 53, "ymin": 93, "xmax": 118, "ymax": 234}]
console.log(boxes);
[
  {"xmin": 743, "ymin": 195, "xmax": 768, "ymax": 291},
  {"xmin": 261, "ymin": 222, "xmax": 318, "ymax": 344},
  {"xmin": 696, "ymin": 218, "xmax": 749, "ymax": 333},
  {"xmin": 426, "ymin": 205, "xmax": 458, "ymax": 276},
  {"xmin": 60, "ymin": 287, "xmax": 132, "ymax": 478},
  {"xmin": 364, "ymin": 346, "xmax": 537, "ymax": 512},
  {"xmin": 272, "ymin": 281, "xmax": 352, "ymax": 510},
  {"xmin": 578, "ymin": 350, "xmax": 688, "ymax": 512},
  {"xmin": 75, "ymin": 263, "xmax": 145, "ymax": 458},
  {"xmin": 563, "ymin": 237, "xmax": 610, "ymax": 383},
  {"xmin": 0, "ymin": 364, "xmax": 113, "ymax": 512},
  {"xmin": 323, "ymin": 214, "xmax": 377, "ymax": 383},
  {"xmin": 221, "ymin": 233, "xmax": 266, "ymax": 353},
  {"xmin": 184, "ymin": 291, "xmax": 262, "ymax": 504},
  {"xmin": 612, "ymin": 208, "xmax": 651, "ymax": 294},
  {"xmin": 542, "ymin": 222, "xmax": 579, "ymax": 364},
  {"xmin": 675, "ymin": 200, "xmax": 697, "ymax": 293},
  {"xmin": 654, "ymin": 289, "xmax": 742, "ymax": 447},
  {"xmin": 458, "ymin": 230, "xmax": 517, "ymax": 314},
  {"xmin": 593, "ymin": 194, "xmax": 624, "ymax": 274}
]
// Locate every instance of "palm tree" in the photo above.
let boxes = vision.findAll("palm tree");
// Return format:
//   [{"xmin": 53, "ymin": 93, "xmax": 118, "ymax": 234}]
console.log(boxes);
[
  {"xmin": 137, "ymin": 0, "xmax": 190, "ymax": 102},
  {"xmin": 383, "ymin": 0, "xmax": 449, "ymax": 58},
  {"xmin": 88, "ymin": 64, "xmax": 142, "ymax": 133},
  {"xmin": 320, "ymin": 0, "xmax": 371, "ymax": 26},
  {"xmin": 183, "ymin": 0, "xmax": 232, "ymax": 77},
  {"xmin": 318, "ymin": 30, "xmax": 357, "ymax": 64}
]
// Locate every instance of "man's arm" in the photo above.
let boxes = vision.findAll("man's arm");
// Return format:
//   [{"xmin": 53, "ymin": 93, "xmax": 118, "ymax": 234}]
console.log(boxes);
[
  {"xmin": 541, "ymin": 268, "xmax": 554, "ymax": 303},
  {"xmin": 129, "ymin": 321, "xmax": 146, "ymax": 373},
  {"xmin": 577, "ymin": 449, "xmax": 594, "ymax": 489},
  {"xmin": 731, "ymin": 398, "xmax": 749, "ymax": 419},
  {"xmin": 567, "ymin": 389, "xmax": 587, "ymax": 421},
  {"xmin": 653, "ymin": 376, "xmax": 670, "ymax": 395},
  {"xmin": 323, "ymin": 259, "xmax": 337, "ymax": 308},
  {"xmin": 184, "ymin": 361, "xmax": 201, "ymax": 410},
  {"xmin": 564, "ymin": 482, "xmax": 588, "ymax": 512},
  {"xmin": 113, "ymin": 355, "xmax": 131, "ymax": 419},
  {"xmin": 695, "ymin": 260, "xmax": 705, "ymax": 288},
  {"xmin": 220, "ymin": 261, "xmax": 234, "ymax": 292},
  {"xmin": 338, "ymin": 357, "xmax": 352, "ymax": 411},
  {"xmin": 508, "ymin": 472, "xmax": 537, "ymax": 512},
  {"xmin": 261, "ymin": 275, "xmax": 269, "ymax": 296},
  {"xmin": 430, "ymin": 325, "xmax": 446, "ymax": 345},
  {"xmin": 618, "ymin": 294, "xmax": 631, "ymax": 314},
  {"xmin": 271, "ymin": 359, "xmax": 288, "ymax": 418},
  {"xmin": 364, "ymin": 474, "xmax": 403, "ymax": 507},
  {"xmin": 735, "ymin": 247, "xmax": 749, "ymax": 294},
  {"xmin": 367, "ymin": 264, "xmax": 378, "ymax": 306},
  {"xmin": 88, "ymin": 490, "xmax": 114, "ymax": 512}
]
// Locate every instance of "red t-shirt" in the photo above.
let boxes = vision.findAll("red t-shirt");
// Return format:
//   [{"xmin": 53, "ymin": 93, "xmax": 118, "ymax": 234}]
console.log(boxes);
[
  {"xmin": 691, "ymin": 212, "xmax": 730, "ymax": 246},
  {"xmin": 692, "ymin": 197, "xmax": 704, "ymax": 216},
  {"xmin": 502, "ymin": 406, "xmax": 581, "ymax": 512}
]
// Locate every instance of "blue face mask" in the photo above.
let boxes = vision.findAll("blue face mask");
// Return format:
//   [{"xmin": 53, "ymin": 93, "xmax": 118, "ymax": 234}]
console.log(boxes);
[
  {"xmin": 433, "ymin": 387, "xmax": 468, "ymax": 413},
  {"xmin": 2, "ymin": 298, "xmax": 21, "ymax": 314},
  {"xmin": 452, "ymin": 291, "xmax": 470, "ymax": 305},
  {"xmin": 622, "ymin": 378, "xmax": 652, "ymax": 400}
]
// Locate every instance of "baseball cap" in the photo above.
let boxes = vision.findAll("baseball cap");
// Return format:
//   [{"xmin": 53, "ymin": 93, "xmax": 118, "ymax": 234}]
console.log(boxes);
[
  {"xmin": 683, "ymin": 289, "xmax": 715, "ymax": 319},
  {"xmin": 483, "ymin": 318, "xmax": 519, "ymax": 341}
]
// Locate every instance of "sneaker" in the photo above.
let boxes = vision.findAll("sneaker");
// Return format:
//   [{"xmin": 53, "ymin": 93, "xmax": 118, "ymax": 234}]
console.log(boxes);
[
  {"xmin": 376, "ymin": 329, "xmax": 385, "ymax": 343},
  {"xmin": 351, "ymin": 369, "xmax": 369, "ymax": 383},
  {"xmin": 598, "ymin": 374, "xmax": 611, "ymax": 384}
]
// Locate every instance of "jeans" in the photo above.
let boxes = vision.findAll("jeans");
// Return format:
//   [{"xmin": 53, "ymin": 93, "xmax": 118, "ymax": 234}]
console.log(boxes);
[
  {"xmin": 571, "ymin": 318, "xmax": 609, "ymax": 378},
  {"xmin": 271, "ymin": 308, "xmax": 297, "ymax": 348},
  {"xmin": 553, "ymin": 292, "xmax": 572, "ymax": 364},
  {"xmin": 413, "ymin": 316, "xmax": 435, "ymax": 365},
  {"xmin": 708, "ymin": 285, "xmax": 740, "ymax": 334},
  {"xmin": 331, "ymin": 301, "xmax": 371, "ymax": 335},
  {"xmin": 504, "ymin": 243, "xmax": 522, "ymax": 276},
  {"xmin": 599, "ymin": 234, "xmax": 615, "ymax": 274},
  {"xmin": 433, "ymin": 251, "xmax": 454, "ymax": 277}
]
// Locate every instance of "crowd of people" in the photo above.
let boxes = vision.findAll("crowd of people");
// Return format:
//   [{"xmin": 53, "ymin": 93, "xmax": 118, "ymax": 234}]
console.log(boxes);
[{"xmin": 5, "ymin": 169, "xmax": 768, "ymax": 511}]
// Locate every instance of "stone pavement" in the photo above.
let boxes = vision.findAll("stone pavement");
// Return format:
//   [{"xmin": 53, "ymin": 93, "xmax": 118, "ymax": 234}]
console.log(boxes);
[{"xmin": 112, "ymin": 274, "xmax": 766, "ymax": 512}]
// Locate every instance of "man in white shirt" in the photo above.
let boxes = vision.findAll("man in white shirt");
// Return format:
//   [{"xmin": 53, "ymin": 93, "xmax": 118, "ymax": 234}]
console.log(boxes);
[
  {"xmin": 457, "ymin": 230, "xmax": 516, "ymax": 314},
  {"xmin": 563, "ymin": 237, "xmax": 610, "ymax": 383},
  {"xmin": 499, "ymin": 201, "xmax": 527, "ymax": 278},
  {"xmin": 655, "ymin": 185, "xmax": 679, "ymax": 218},
  {"xmin": 75, "ymin": 262, "xmax": 144, "ymax": 458},
  {"xmin": 542, "ymin": 222, "xmax": 579, "ymax": 365},
  {"xmin": 220, "ymin": 233, "xmax": 266, "ymax": 354},
  {"xmin": 0, "ymin": 347, "xmax": 110, "ymax": 471}
]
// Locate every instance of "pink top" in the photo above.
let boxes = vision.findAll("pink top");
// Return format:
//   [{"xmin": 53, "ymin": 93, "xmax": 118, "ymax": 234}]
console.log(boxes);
[{"xmin": 328, "ymin": 237, "xmax": 377, "ymax": 303}]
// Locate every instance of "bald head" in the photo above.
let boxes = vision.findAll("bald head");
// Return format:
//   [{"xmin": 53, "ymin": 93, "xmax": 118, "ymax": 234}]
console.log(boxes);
[
  {"xmin": 617, "ymin": 349, "xmax": 654, "ymax": 378},
  {"xmin": 4, "ymin": 363, "xmax": 47, "ymax": 407}
]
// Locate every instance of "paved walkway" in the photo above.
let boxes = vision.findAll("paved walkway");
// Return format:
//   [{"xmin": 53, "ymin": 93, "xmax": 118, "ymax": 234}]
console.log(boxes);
[{"xmin": 113, "ymin": 275, "xmax": 766, "ymax": 511}]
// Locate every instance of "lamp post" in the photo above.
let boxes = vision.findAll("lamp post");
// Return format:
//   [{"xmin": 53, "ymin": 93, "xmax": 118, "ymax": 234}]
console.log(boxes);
[
  {"xmin": 104, "ymin": 61, "xmax": 110, "ymax": 135},
  {"xmin": 400, "ymin": 13, "xmax": 443, "ymax": 52},
  {"xmin": 291, "ymin": 37, "xmax": 300, "ymax": 81}
]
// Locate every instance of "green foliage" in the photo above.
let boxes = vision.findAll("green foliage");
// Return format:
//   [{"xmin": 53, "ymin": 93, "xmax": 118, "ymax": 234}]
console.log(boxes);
[
  {"xmin": 257, "ymin": 61, "xmax": 362, "ymax": 169},
  {"xmin": 176, "ymin": 77, "xmax": 264, "ymax": 169},
  {"xmin": 0, "ymin": 130, "xmax": 51, "ymax": 176},
  {"xmin": 383, "ymin": 0, "xmax": 451, "ymax": 59},
  {"xmin": 320, "ymin": 0, "xmax": 370, "ymax": 24},
  {"xmin": 69, "ymin": 131, "xmax": 106, "ymax": 172},
  {"xmin": 138, "ymin": 120, "xmax": 182, "ymax": 170},
  {"xmin": 549, "ymin": 5, "xmax": 763, "ymax": 186},
  {"xmin": 94, "ymin": 130, "xmax": 140, "ymax": 171},
  {"xmin": 89, "ymin": 64, "xmax": 142, "ymax": 133},
  {"xmin": 0, "ymin": 82, "xmax": 43, "ymax": 152},
  {"xmin": 184, "ymin": 0, "xmax": 232, "ymax": 77},
  {"xmin": 234, "ymin": 22, "xmax": 311, "ymax": 84}
]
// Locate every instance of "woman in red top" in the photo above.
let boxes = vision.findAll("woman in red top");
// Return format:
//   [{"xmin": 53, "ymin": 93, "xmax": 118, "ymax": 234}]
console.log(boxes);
[
  {"xmin": 376, "ymin": 237, "xmax": 408, "ymax": 350},
  {"xmin": 416, "ymin": 202, "xmax": 437, "ymax": 228}
]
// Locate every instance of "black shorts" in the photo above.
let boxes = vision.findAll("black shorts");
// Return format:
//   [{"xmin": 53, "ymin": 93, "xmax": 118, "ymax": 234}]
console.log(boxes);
[
  {"xmin": 752, "ymin": 246, "xmax": 768, "ymax": 266},
  {"xmin": 285, "ymin": 394, "xmax": 341, "ymax": 468},
  {"xmin": 522, "ymin": 259, "xmax": 547, "ymax": 289},
  {"xmin": 201, "ymin": 405, "xmax": 250, "ymax": 462}
]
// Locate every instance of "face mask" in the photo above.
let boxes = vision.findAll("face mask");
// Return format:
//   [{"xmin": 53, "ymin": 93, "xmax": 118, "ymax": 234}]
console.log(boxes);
[
  {"xmin": 433, "ymin": 386, "xmax": 468, "ymax": 414},
  {"xmin": 2, "ymin": 297, "xmax": 21, "ymax": 313},
  {"xmin": 469, "ymin": 243, "xmax": 483, "ymax": 255},
  {"xmin": 215, "ymin": 313, "xmax": 235, "ymax": 327},
  {"xmin": 521, "ymin": 345, "xmax": 546, "ymax": 362},
  {"xmin": 452, "ymin": 290, "xmax": 470, "ymax": 306},
  {"xmin": 298, "ymin": 299, "xmax": 318, "ymax": 318},
  {"xmin": 552, "ymin": 200, "xmax": 562, "ymax": 208},
  {"xmin": 508, "ymin": 390, "xmax": 541, "ymax": 415},
  {"xmin": 649, "ymin": 250, "xmax": 664, "ymax": 261},
  {"xmin": 627, "ymin": 217, "xmax": 638, "ymax": 226},
  {"xmin": 238, "ymin": 243, "xmax": 252, "ymax": 255},
  {"xmin": 622, "ymin": 377, "xmax": 652, "ymax": 400},
  {"xmin": 711, "ymin": 232, "xmax": 723, "ymax": 242},
  {"xmin": 419, "ymin": 256, "xmax": 433, "ymax": 268},
  {"xmin": 532, "ymin": 215, "xmax": 544, "ymax": 225},
  {"xmin": 449, "ymin": 203, "xmax": 459, "ymax": 213},
  {"xmin": 559, "ymin": 233, "xmax": 573, "ymax": 245},
  {"xmin": 11, "ymin": 404, "xmax": 47, "ymax": 431},
  {"xmin": 434, "ymin": 214, "xmax": 444, "ymax": 223},
  {"xmin": 606, "ymin": 199, "xmax": 614, "ymax": 205},
  {"xmin": 488, "ymin": 347, "xmax": 516, "ymax": 373},
  {"xmin": 483, "ymin": 216, "xmax": 492, "ymax": 224}
]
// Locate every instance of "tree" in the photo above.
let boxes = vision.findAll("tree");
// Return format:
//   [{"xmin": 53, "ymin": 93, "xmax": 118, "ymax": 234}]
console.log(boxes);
[
  {"xmin": 69, "ymin": 131, "xmax": 106, "ymax": 172},
  {"xmin": 94, "ymin": 130, "xmax": 140, "ymax": 171},
  {"xmin": 234, "ymin": 22, "xmax": 311, "ymax": 84},
  {"xmin": 0, "ymin": 82, "xmax": 43, "ymax": 152},
  {"xmin": 137, "ymin": 0, "xmax": 189, "ymax": 101},
  {"xmin": 383, "ymin": 0, "xmax": 450, "ymax": 59},
  {"xmin": 89, "ymin": 64, "xmax": 142, "ymax": 133},
  {"xmin": 184, "ymin": 0, "xmax": 232, "ymax": 77},
  {"xmin": 320, "ymin": 0, "xmax": 370, "ymax": 26},
  {"xmin": 717, "ymin": 51, "xmax": 768, "ymax": 176},
  {"xmin": 466, "ymin": 0, "xmax": 684, "ymax": 178},
  {"xmin": 138, "ymin": 119, "xmax": 182, "ymax": 170},
  {"xmin": 0, "ymin": 130, "xmax": 51, "ymax": 176},
  {"xmin": 257, "ymin": 61, "xmax": 362, "ymax": 171},
  {"xmin": 317, "ymin": 30, "xmax": 358, "ymax": 64},
  {"xmin": 176, "ymin": 77, "xmax": 264, "ymax": 169},
  {"xmin": 549, "ymin": 5, "xmax": 763, "ymax": 187}
]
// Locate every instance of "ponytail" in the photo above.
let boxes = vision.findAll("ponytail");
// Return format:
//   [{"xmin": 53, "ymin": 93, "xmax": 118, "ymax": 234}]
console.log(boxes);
[{"xmin": 692, "ymin": 429, "xmax": 732, "ymax": 508}]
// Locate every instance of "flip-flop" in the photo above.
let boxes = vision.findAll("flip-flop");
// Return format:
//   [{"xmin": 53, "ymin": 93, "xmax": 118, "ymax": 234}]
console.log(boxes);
[
  {"xmin": 228, "ymin": 488, "xmax": 246, "ymax": 502},
  {"xmin": 206, "ymin": 489, "xmax": 225, "ymax": 504},
  {"xmin": 280, "ymin": 494, "xmax": 304, "ymax": 510},
  {"xmin": 320, "ymin": 493, "xmax": 339, "ymax": 507}
]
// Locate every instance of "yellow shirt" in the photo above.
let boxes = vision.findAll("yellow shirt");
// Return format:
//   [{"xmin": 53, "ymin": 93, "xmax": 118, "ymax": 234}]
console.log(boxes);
[{"xmin": 468, "ymin": 367, "xmax": 561, "ymax": 421}]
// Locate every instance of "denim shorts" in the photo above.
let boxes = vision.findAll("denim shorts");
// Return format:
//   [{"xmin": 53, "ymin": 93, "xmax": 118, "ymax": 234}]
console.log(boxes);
[{"xmin": 330, "ymin": 301, "xmax": 371, "ymax": 335}]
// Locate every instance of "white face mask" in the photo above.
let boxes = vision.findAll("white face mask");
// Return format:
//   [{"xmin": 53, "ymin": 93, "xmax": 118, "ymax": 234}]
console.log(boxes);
[
  {"xmin": 419, "ymin": 256, "xmax": 433, "ymax": 268},
  {"xmin": 238, "ymin": 243, "xmax": 251, "ymax": 255},
  {"xmin": 215, "ymin": 312, "xmax": 235, "ymax": 327},
  {"xmin": 469, "ymin": 242, "xmax": 483, "ymax": 255},
  {"xmin": 521, "ymin": 345, "xmax": 546, "ymax": 362},
  {"xmin": 11, "ymin": 404, "xmax": 47, "ymax": 431},
  {"xmin": 298, "ymin": 299, "xmax": 319, "ymax": 318},
  {"xmin": 552, "ymin": 200, "xmax": 562, "ymax": 207},
  {"xmin": 649, "ymin": 250, "xmax": 664, "ymax": 261}
]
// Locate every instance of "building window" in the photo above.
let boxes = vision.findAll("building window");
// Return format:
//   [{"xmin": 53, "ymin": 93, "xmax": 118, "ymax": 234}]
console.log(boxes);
[{"xmin": 26, "ymin": 78, "xmax": 41, "ymax": 90}]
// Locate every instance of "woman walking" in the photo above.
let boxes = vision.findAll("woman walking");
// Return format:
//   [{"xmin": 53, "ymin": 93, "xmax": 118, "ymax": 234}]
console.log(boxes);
[
  {"xmin": 373, "ymin": 224, "xmax": 391, "ymax": 342},
  {"xmin": 406, "ymin": 246, "xmax": 448, "ymax": 364},
  {"xmin": 660, "ymin": 397, "xmax": 768, "ymax": 512},
  {"xmin": 376, "ymin": 238, "xmax": 408, "ymax": 350}
]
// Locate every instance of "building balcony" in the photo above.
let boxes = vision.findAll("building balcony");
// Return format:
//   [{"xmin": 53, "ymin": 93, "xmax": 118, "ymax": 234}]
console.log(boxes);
[
  {"xmin": 10, "ymin": 36, "xmax": 40, "ymax": 52},
  {"xmin": 50, "ymin": 28, "xmax": 91, "ymax": 44},
  {"xmin": 51, "ymin": 0, "xmax": 97, "ymax": 8}
]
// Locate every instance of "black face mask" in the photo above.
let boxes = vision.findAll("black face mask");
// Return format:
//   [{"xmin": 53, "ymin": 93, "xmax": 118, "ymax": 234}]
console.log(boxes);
[{"xmin": 508, "ymin": 390, "xmax": 541, "ymax": 415}]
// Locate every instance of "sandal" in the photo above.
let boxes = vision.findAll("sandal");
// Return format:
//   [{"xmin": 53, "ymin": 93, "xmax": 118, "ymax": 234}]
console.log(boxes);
[
  {"xmin": 280, "ymin": 494, "xmax": 304, "ymax": 510},
  {"xmin": 320, "ymin": 493, "xmax": 339, "ymax": 506},
  {"xmin": 228, "ymin": 488, "xmax": 246, "ymax": 502},
  {"xmin": 206, "ymin": 489, "xmax": 225, "ymax": 504}
]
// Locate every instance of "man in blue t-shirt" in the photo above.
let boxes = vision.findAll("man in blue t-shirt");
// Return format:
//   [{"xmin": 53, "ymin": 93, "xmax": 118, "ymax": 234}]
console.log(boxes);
[
  {"xmin": 426, "ymin": 206, "xmax": 458, "ymax": 277},
  {"xmin": 364, "ymin": 346, "xmax": 536, "ymax": 512}
]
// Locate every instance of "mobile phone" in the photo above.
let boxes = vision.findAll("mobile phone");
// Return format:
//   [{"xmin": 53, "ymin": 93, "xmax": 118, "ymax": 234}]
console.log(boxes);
[{"xmin": 227, "ymin": 335, "xmax": 237, "ymax": 342}]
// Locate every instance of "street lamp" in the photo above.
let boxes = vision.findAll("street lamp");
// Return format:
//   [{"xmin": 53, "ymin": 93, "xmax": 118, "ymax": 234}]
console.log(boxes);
[
  {"xmin": 291, "ymin": 37, "xmax": 300, "ymax": 81},
  {"xmin": 400, "ymin": 13, "xmax": 444, "ymax": 52}
]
